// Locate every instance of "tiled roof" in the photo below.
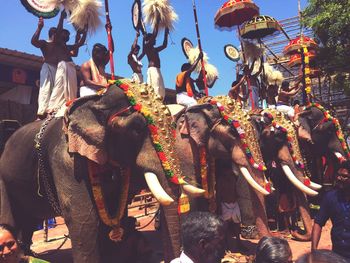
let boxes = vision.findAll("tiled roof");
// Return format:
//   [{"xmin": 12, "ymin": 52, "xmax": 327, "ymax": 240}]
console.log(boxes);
[{"xmin": 0, "ymin": 47, "xmax": 43, "ymax": 70}]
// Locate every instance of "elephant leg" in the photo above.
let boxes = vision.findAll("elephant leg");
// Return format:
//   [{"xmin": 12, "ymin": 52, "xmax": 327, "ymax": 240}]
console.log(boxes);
[
  {"xmin": 250, "ymin": 188, "xmax": 271, "ymax": 238},
  {"xmin": 290, "ymin": 190, "xmax": 312, "ymax": 241}
]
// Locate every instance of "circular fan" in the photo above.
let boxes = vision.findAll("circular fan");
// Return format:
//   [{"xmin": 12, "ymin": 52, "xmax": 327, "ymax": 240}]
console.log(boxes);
[
  {"xmin": 224, "ymin": 44, "xmax": 240, "ymax": 62},
  {"xmin": 20, "ymin": 0, "xmax": 59, "ymax": 18},
  {"xmin": 131, "ymin": 0, "xmax": 142, "ymax": 31},
  {"xmin": 181, "ymin": 38, "xmax": 194, "ymax": 59}
]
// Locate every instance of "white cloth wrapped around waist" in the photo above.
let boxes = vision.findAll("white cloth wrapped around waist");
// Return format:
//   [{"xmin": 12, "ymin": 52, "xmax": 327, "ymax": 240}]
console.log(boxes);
[
  {"xmin": 147, "ymin": 67, "xmax": 165, "ymax": 99},
  {"xmin": 37, "ymin": 63, "xmax": 57, "ymax": 115}
]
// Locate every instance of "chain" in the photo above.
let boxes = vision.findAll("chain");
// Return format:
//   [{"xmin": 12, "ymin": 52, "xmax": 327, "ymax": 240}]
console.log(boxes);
[{"xmin": 34, "ymin": 113, "xmax": 62, "ymax": 215}]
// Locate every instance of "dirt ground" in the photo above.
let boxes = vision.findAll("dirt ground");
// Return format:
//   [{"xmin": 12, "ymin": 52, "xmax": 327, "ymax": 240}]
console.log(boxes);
[{"xmin": 31, "ymin": 202, "xmax": 333, "ymax": 263}]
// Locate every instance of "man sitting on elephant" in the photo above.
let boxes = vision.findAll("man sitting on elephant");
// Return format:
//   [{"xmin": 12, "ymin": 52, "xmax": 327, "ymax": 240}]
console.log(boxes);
[
  {"xmin": 175, "ymin": 52, "xmax": 203, "ymax": 107},
  {"xmin": 276, "ymin": 80, "xmax": 302, "ymax": 120}
]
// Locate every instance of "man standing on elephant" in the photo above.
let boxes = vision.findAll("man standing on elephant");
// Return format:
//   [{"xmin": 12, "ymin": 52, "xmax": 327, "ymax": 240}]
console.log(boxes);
[
  {"xmin": 139, "ymin": 26, "xmax": 169, "ymax": 99},
  {"xmin": 128, "ymin": 31, "xmax": 144, "ymax": 84},
  {"xmin": 312, "ymin": 163, "xmax": 350, "ymax": 259},
  {"xmin": 31, "ymin": 17, "xmax": 57, "ymax": 119},
  {"xmin": 47, "ymin": 10, "xmax": 87, "ymax": 116}
]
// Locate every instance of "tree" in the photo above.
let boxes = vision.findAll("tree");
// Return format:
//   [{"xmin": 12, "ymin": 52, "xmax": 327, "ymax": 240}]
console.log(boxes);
[{"xmin": 303, "ymin": 0, "xmax": 350, "ymax": 78}]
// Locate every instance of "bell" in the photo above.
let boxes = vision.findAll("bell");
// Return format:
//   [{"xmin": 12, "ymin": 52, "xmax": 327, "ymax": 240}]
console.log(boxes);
[
  {"xmin": 140, "ymin": 88, "xmax": 148, "ymax": 97},
  {"xmin": 154, "ymin": 109, "xmax": 159, "ymax": 115},
  {"xmin": 158, "ymin": 118, "xmax": 164, "ymax": 124}
]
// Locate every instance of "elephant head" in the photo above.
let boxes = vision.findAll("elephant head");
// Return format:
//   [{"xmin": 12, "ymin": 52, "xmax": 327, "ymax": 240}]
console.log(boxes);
[
  {"xmin": 250, "ymin": 109, "xmax": 320, "ymax": 241},
  {"xmin": 64, "ymin": 80, "xmax": 198, "ymax": 261},
  {"xmin": 297, "ymin": 104, "xmax": 350, "ymax": 168},
  {"xmin": 174, "ymin": 96, "xmax": 272, "ymax": 237}
]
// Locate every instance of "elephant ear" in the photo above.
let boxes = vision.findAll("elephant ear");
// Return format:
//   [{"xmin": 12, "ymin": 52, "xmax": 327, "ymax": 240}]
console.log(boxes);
[
  {"xmin": 64, "ymin": 95, "xmax": 108, "ymax": 165},
  {"xmin": 182, "ymin": 104, "xmax": 216, "ymax": 147}
]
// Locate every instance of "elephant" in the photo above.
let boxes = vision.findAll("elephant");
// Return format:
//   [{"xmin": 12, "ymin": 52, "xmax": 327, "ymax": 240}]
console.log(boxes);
[
  {"xmin": 296, "ymin": 103, "xmax": 350, "ymax": 185},
  {"xmin": 0, "ymin": 80, "xmax": 201, "ymax": 263},
  {"xmin": 171, "ymin": 96, "xmax": 274, "ymax": 239},
  {"xmin": 249, "ymin": 108, "xmax": 322, "ymax": 241}
]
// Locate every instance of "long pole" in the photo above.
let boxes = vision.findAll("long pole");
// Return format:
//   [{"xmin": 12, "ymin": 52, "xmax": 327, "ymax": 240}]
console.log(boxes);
[
  {"xmin": 192, "ymin": 0, "xmax": 208, "ymax": 96},
  {"xmin": 104, "ymin": 0, "xmax": 115, "ymax": 80}
]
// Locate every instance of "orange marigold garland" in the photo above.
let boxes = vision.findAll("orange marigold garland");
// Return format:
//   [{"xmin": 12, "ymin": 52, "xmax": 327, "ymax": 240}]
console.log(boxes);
[{"xmin": 306, "ymin": 103, "xmax": 350, "ymax": 160}]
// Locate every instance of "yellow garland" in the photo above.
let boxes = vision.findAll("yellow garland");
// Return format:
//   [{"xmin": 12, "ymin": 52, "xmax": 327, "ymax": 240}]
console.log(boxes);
[{"xmin": 303, "ymin": 46, "xmax": 312, "ymax": 95}]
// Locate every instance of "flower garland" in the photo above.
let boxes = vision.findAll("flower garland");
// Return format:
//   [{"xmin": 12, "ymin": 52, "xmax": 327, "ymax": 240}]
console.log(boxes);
[
  {"xmin": 306, "ymin": 103, "xmax": 350, "ymax": 160},
  {"xmin": 87, "ymin": 160, "xmax": 130, "ymax": 240},
  {"xmin": 263, "ymin": 112, "xmax": 305, "ymax": 169},
  {"xmin": 112, "ymin": 79, "xmax": 184, "ymax": 185},
  {"xmin": 303, "ymin": 46, "xmax": 312, "ymax": 96},
  {"xmin": 209, "ymin": 99, "xmax": 267, "ymax": 172}
]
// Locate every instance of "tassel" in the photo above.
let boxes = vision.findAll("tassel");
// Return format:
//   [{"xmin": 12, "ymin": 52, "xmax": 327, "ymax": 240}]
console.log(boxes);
[{"xmin": 178, "ymin": 191, "xmax": 190, "ymax": 214}]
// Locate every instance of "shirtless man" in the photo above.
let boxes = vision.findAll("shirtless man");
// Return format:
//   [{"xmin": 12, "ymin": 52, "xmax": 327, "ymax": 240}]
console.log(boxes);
[
  {"xmin": 243, "ymin": 60, "xmax": 263, "ymax": 110},
  {"xmin": 31, "ymin": 17, "xmax": 57, "ymax": 119},
  {"xmin": 228, "ymin": 74, "xmax": 249, "ymax": 106},
  {"xmin": 276, "ymin": 80, "xmax": 301, "ymax": 119},
  {"xmin": 139, "ymin": 26, "xmax": 169, "ymax": 99},
  {"xmin": 47, "ymin": 11, "xmax": 87, "ymax": 116},
  {"xmin": 128, "ymin": 31, "xmax": 143, "ymax": 84},
  {"xmin": 80, "ymin": 44, "xmax": 109, "ymax": 97}
]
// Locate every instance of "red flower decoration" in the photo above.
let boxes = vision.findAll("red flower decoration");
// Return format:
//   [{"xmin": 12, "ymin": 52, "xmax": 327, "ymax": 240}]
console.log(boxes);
[
  {"xmin": 158, "ymin": 152, "xmax": 167, "ymax": 162},
  {"xmin": 304, "ymin": 178, "xmax": 311, "ymax": 186},
  {"xmin": 134, "ymin": 104, "xmax": 142, "ymax": 111},
  {"xmin": 148, "ymin": 124, "xmax": 158, "ymax": 134}
]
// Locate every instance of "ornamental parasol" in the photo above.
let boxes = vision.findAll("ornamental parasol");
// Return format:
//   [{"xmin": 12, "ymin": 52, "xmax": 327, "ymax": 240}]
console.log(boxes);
[
  {"xmin": 240, "ymin": 15, "xmax": 281, "ymax": 39},
  {"xmin": 20, "ymin": 0, "xmax": 59, "ymax": 18},
  {"xmin": 283, "ymin": 35, "xmax": 318, "ymax": 56},
  {"xmin": 287, "ymin": 51, "xmax": 316, "ymax": 68},
  {"xmin": 214, "ymin": 0, "xmax": 259, "ymax": 30}
]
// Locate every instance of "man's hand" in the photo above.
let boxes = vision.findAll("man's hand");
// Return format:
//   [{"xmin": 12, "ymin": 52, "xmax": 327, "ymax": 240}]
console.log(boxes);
[
  {"xmin": 105, "ymin": 21, "xmax": 112, "ymax": 32},
  {"xmin": 165, "ymin": 27, "xmax": 169, "ymax": 35},
  {"xmin": 198, "ymin": 51, "xmax": 204, "ymax": 60},
  {"xmin": 38, "ymin": 17, "xmax": 44, "ymax": 29}
]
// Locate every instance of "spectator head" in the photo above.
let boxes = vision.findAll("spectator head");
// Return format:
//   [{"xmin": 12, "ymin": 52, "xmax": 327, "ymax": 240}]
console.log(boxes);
[
  {"xmin": 0, "ymin": 224, "xmax": 20, "ymax": 263},
  {"xmin": 254, "ymin": 236, "xmax": 292, "ymax": 263},
  {"xmin": 181, "ymin": 63, "xmax": 191, "ymax": 72},
  {"xmin": 281, "ymin": 81, "xmax": 290, "ymax": 91},
  {"xmin": 336, "ymin": 162, "xmax": 350, "ymax": 190},
  {"xmin": 48, "ymin": 27, "xmax": 57, "ymax": 40},
  {"xmin": 181, "ymin": 212, "xmax": 225, "ymax": 263},
  {"xmin": 92, "ymin": 43, "xmax": 109, "ymax": 66},
  {"xmin": 296, "ymin": 249, "xmax": 348, "ymax": 263}
]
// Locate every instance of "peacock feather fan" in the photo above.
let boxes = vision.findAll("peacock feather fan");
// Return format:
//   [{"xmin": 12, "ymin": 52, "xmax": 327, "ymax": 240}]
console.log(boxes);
[{"xmin": 142, "ymin": 0, "xmax": 178, "ymax": 32}]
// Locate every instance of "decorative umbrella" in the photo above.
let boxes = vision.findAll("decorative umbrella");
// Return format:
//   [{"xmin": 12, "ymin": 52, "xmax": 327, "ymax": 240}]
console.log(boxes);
[
  {"xmin": 287, "ymin": 51, "xmax": 316, "ymax": 68},
  {"xmin": 240, "ymin": 15, "xmax": 281, "ymax": 39},
  {"xmin": 20, "ymin": 0, "xmax": 59, "ymax": 18},
  {"xmin": 214, "ymin": 0, "xmax": 259, "ymax": 30},
  {"xmin": 283, "ymin": 35, "xmax": 318, "ymax": 55}
]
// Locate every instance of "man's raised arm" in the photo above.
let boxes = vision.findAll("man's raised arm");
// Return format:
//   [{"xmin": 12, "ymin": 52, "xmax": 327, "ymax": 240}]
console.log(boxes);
[
  {"xmin": 31, "ymin": 17, "xmax": 45, "ymax": 48},
  {"xmin": 156, "ymin": 28, "xmax": 169, "ymax": 52}
]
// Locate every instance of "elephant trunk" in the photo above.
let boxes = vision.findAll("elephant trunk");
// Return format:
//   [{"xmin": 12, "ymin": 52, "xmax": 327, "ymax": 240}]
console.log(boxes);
[
  {"xmin": 136, "ymin": 137, "xmax": 181, "ymax": 262},
  {"xmin": 290, "ymin": 189, "xmax": 313, "ymax": 241}
]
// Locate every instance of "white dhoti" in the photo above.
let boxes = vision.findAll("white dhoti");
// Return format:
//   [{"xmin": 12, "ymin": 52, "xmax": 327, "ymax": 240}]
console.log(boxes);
[
  {"xmin": 147, "ymin": 67, "xmax": 165, "ymax": 99},
  {"xmin": 48, "ymin": 61, "xmax": 77, "ymax": 117},
  {"xmin": 276, "ymin": 104, "xmax": 295, "ymax": 118},
  {"xmin": 131, "ymin": 72, "xmax": 144, "ymax": 84},
  {"xmin": 80, "ymin": 86, "xmax": 98, "ymax": 97},
  {"xmin": 37, "ymin": 63, "xmax": 57, "ymax": 115},
  {"xmin": 221, "ymin": 202, "xmax": 241, "ymax": 223},
  {"xmin": 176, "ymin": 92, "xmax": 197, "ymax": 107}
]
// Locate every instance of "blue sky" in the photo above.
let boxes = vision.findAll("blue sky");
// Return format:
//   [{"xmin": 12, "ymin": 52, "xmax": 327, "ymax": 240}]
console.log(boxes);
[{"xmin": 0, "ymin": 1, "xmax": 307, "ymax": 95}]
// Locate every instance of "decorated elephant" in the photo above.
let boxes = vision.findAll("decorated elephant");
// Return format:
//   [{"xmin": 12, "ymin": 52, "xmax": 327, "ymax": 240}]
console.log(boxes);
[
  {"xmin": 296, "ymin": 103, "xmax": 350, "ymax": 185},
  {"xmin": 249, "ymin": 108, "xmax": 322, "ymax": 241},
  {"xmin": 172, "ymin": 96, "xmax": 273, "ymax": 238},
  {"xmin": 0, "ymin": 80, "xmax": 201, "ymax": 263}
]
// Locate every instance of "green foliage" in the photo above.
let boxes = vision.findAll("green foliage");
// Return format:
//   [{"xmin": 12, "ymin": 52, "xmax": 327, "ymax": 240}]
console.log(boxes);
[{"xmin": 303, "ymin": 0, "xmax": 350, "ymax": 74}]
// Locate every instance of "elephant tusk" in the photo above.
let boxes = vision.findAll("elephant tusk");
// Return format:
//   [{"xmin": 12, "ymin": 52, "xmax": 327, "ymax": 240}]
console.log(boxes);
[
  {"xmin": 281, "ymin": 165, "xmax": 318, "ymax": 197},
  {"xmin": 182, "ymin": 182, "xmax": 206, "ymax": 197},
  {"xmin": 239, "ymin": 166, "xmax": 270, "ymax": 196},
  {"xmin": 309, "ymin": 181, "xmax": 322, "ymax": 190},
  {"xmin": 144, "ymin": 172, "xmax": 174, "ymax": 206}
]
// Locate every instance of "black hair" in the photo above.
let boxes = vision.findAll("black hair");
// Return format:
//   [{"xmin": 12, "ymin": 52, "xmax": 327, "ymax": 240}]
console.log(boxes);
[
  {"xmin": 281, "ymin": 80, "xmax": 290, "ymax": 90},
  {"xmin": 181, "ymin": 211, "xmax": 224, "ymax": 253},
  {"xmin": 92, "ymin": 43, "xmax": 108, "ymax": 56},
  {"xmin": 0, "ymin": 224, "xmax": 18, "ymax": 239},
  {"xmin": 181, "ymin": 63, "xmax": 191, "ymax": 72},
  {"xmin": 255, "ymin": 236, "xmax": 291, "ymax": 263},
  {"xmin": 296, "ymin": 249, "xmax": 348, "ymax": 263},
  {"xmin": 62, "ymin": 29, "xmax": 70, "ymax": 35},
  {"xmin": 293, "ymin": 100, "xmax": 300, "ymax": 106},
  {"xmin": 48, "ymin": 27, "xmax": 56, "ymax": 38}
]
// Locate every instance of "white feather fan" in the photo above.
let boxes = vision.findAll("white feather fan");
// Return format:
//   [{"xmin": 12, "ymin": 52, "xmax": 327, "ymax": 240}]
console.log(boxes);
[{"xmin": 142, "ymin": 0, "xmax": 178, "ymax": 31}]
